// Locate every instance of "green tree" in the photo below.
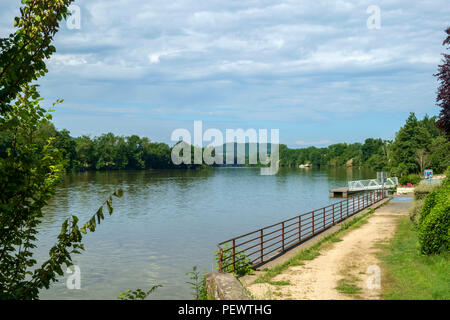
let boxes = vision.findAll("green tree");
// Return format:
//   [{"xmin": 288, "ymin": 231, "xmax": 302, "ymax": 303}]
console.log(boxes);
[
  {"xmin": 0, "ymin": 84, "xmax": 125, "ymax": 299},
  {"xmin": 143, "ymin": 139, "xmax": 172, "ymax": 169},
  {"xmin": 390, "ymin": 113, "xmax": 432, "ymax": 175},
  {"xmin": 0, "ymin": 1, "xmax": 126, "ymax": 299},
  {"xmin": 428, "ymin": 136, "xmax": 450, "ymax": 173},
  {"xmin": 0, "ymin": 0, "xmax": 74, "ymax": 114},
  {"xmin": 434, "ymin": 27, "xmax": 450, "ymax": 136},
  {"xmin": 75, "ymin": 135, "xmax": 95, "ymax": 170},
  {"xmin": 125, "ymin": 135, "xmax": 145, "ymax": 169}
]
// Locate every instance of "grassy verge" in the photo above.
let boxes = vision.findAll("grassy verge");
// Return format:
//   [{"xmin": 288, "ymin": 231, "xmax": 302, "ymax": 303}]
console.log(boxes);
[
  {"xmin": 378, "ymin": 216, "xmax": 450, "ymax": 300},
  {"xmin": 253, "ymin": 208, "xmax": 376, "ymax": 285}
]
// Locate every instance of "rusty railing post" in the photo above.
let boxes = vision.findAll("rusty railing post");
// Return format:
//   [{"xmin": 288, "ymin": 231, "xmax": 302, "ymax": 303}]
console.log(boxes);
[
  {"xmin": 332, "ymin": 204, "xmax": 335, "ymax": 225},
  {"xmin": 312, "ymin": 211, "xmax": 315, "ymax": 234},
  {"xmin": 232, "ymin": 239, "xmax": 236, "ymax": 273},
  {"xmin": 282, "ymin": 222, "xmax": 285, "ymax": 251},
  {"xmin": 298, "ymin": 215, "xmax": 301, "ymax": 242},
  {"xmin": 218, "ymin": 248, "xmax": 223, "ymax": 273},
  {"xmin": 340, "ymin": 201, "xmax": 343, "ymax": 221},
  {"xmin": 260, "ymin": 229, "xmax": 263, "ymax": 263},
  {"xmin": 323, "ymin": 207, "xmax": 326, "ymax": 229}
]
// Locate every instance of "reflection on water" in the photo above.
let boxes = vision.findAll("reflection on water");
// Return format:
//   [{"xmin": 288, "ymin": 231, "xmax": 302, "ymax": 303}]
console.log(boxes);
[{"xmin": 36, "ymin": 167, "xmax": 375, "ymax": 299}]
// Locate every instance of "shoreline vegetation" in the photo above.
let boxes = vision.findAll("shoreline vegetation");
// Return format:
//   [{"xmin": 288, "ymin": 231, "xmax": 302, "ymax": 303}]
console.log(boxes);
[
  {"xmin": 379, "ymin": 175, "xmax": 450, "ymax": 299},
  {"xmin": 379, "ymin": 216, "xmax": 450, "ymax": 300},
  {"xmin": 1, "ymin": 113, "xmax": 448, "ymax": 180}
]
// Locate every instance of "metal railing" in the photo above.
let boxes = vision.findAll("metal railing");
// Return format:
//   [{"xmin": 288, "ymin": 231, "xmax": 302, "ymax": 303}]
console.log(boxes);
[
  {"xmin": 348, "ymin": 177, "xmax": 398, "ymax": 191},
  {"xmin": 217, "ymin": 190, "xmax": 387, "ymax": 273}
]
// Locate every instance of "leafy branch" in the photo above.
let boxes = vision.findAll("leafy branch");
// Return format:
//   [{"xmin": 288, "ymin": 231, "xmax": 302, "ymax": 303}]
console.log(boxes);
[
  {"xmin": 6, "ymin": 189, "xmax": 124, "ymax": 300},
  {"xmin": 118, "ymin": 286, "xmax": 162, "ymax": 300}
]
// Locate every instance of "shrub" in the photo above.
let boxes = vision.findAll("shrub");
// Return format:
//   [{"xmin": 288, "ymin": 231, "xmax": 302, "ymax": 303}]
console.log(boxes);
[
  {"xmin": 215, "ymin": 244, "xmax": 254, "ymax": 277},
  {"xmin": 419, "ymin": 191, "xmax": 438, "ymax": 225},
  {"xmin": 443, "ymin": 166, "xmax": 450, "ymax": 184},
  {"xmin": 418, "ymin": 201, "xmax": 450, "ymax": 254},
  {"xmin": 186, "ymin": 266, "xmax": 207, "ymax": 300},
  {"xmin": 418, "ymin": 182, "xmax": 450, "ymax": 255},
  {"xmin": 399, "ymin": 174, "xmax": 421, "ymax": 186},
  {"xmin": 414, "ymin": 183, "xmax": 441, "ymax": 200},
  {"xmin": 409, "ymin": 198, "xmax": 425, "ymax": 226}
]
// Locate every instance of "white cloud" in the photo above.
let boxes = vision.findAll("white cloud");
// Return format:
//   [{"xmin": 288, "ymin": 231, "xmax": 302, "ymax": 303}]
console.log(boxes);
[
  {"xmin": 1, "ymin": 0, "xmax": 449, "ymax": 141},
  {"xmin": 48, "ymin": 54, "xmax": 88, "ymax": 66}
]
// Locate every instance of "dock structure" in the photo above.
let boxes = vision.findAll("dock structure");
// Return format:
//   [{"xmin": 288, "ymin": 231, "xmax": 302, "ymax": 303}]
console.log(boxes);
[
  {"xmin": 329, "ymin": 187, "xmax": 357, "ymax": 198},
  {"xmin": 330, "ymin": 177, "xmax": 398, "ymax": 198}
]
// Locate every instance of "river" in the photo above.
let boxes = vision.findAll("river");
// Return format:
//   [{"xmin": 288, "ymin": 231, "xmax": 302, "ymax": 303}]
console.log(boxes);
[{"xmin": 36, "ymin": 167, "xmax": 375, "ymax": 299}]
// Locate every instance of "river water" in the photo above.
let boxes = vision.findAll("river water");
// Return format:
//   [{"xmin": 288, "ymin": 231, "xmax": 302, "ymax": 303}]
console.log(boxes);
[{"xmin": 36, "ymin": 167, "xmax": 375, "ymax": 299}]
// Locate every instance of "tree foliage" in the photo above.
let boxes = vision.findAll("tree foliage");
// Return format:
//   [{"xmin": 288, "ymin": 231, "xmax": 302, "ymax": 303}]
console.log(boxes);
[
  {"xmin": 0, "ymin": 84, "xmax": 124, "ymax": 299},
  {"xmin": 0, "ymin": 0, "xmax": 128, "ymax": 300},
  {"xmin": 418, "ymin": 174, "xmax": 450, "ymax": 255},
  {"xmin": 0, "ymin": 0, "xmax": 74, "ymax": 114},
  {"xmin": 117, "ymin": 285, "xmax": 161, "ymax": 300},
  {"xmin": 435, "ymin": 27, "xmax": 450, "ymax": 136}
]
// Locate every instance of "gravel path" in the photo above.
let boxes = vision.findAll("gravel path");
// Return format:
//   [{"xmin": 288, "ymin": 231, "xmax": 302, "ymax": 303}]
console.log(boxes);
[{"xmin": 246, "ymin": 200, "xmax": 410, "ymax": 300}]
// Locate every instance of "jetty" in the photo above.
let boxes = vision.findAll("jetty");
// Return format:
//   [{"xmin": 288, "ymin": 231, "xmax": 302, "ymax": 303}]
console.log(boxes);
[
  {"xmin": 329, "ymin": 177, "xmax": 399, "ymax": 198},
  {"xmin": 329, "ymin": 187, "xmax": 354, "ymax": 198}
]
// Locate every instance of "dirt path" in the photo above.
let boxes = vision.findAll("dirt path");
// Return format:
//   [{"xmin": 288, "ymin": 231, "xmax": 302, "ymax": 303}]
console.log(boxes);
[{"xmin": 246, "ymin": 200, "xmax": 410, "ymax": 300}]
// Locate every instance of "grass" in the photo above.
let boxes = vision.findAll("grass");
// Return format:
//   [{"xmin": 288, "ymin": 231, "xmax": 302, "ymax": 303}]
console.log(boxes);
[
  {"xmin": 378, "ymin": 216, "xmax": 450, "ymax": 300},
  {"xmin": 335, "ymin": 278, "xmax": 362, "ymax": 296},
  {"xmin": 253, "ymin": 208, "xmax": 377, "ymax": 285},
  {"xmin": 266, "ymin": 280, "xmax": 290, "ymax": 286}
]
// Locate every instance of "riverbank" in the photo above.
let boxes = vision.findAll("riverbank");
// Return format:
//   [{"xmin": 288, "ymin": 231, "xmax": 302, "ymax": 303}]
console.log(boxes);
[
  {"xmin": 242, "ymin": 198, "xmax": 411, "ymax": 300},
  {"xmin": 378, "ymin": 216, "xmax": 450, "ymax": 299}
]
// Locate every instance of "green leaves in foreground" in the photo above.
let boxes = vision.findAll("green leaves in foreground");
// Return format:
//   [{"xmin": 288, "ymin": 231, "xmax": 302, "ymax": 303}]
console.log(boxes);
[
  {"xmin": 79, "ymin": 189, "xmax": 124, "ymax": 234},
  {"xmin": 0, "ymin": 0, "xmax": 75, "ymax": 114},
  {"xmin": 118, "ymin": 285, "xmax": 162, "ymax": 300},
  {"xmin": 186, "ymin": 266, "xmax": 207, "ymax": 300},
  {"xmin": 15, "ymin": 189, "xmax": 125, "ymax": 300}
]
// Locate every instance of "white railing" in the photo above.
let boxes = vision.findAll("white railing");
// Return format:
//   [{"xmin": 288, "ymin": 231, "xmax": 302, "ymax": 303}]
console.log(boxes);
[{"xmin": 348, "ymin": 177, "xmax": 398, "ymax": 191}]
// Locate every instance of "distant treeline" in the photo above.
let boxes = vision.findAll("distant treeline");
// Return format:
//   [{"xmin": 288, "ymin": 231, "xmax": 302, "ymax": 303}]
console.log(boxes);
[
  {"xmin": 0, "ymin": 112, "xmax": 447, "ymax": 175},
  {"xmin": 279, "ymin": 113, "xmax": 449, "ymax": 175}
]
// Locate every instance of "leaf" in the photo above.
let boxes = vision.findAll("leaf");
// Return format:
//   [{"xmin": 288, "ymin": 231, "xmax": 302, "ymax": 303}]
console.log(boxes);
[
  {"xmin": 106, "ymin": 200, "xmax": 113, "ymax": 215},
  {"xmin": 115, "ymin": 189, "xmax": 124, "ymax": 198},
  {"xmin": 96, "ymin": 206, "xmax": 104, "ymax": 224}
]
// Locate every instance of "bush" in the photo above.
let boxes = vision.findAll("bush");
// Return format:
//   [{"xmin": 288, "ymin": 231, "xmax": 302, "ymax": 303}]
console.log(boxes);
[
  {"xmin": 414, "ymin": 183, "xmax": 441, "ymax": 200},
  {"xmin": 418, "ymin": 201, "xmax": 450, "ymax": 254},
  {"xmin": 215, "ymin": 244, "xmax": 254, "ymax": 277},
  {"xmin": 409, "ymin": 198, "xmax": 424, "ymax": 226},
  {"xmin": 419, "ymin": 191, "xmax": 438, "ymax": 225},
  {"xmin": 186, "ymin": 266, "xmax": 207, "ymax": 300},
  {"xmin": 443, "ymin": 166, "xmax": 450, "ymax": 184},
  {"xmin": 399, "ymin": 174, "xmax": 422, "ymax": 186},
  {"xmin": 418, "ymin": 181, "xmax": 450, "ymax": 255}
]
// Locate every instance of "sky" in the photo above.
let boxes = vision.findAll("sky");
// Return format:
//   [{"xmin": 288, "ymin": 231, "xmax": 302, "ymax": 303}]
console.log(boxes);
[{"xmin": 1, "ymin": 0, "xmax": 449, "ymax": 147}]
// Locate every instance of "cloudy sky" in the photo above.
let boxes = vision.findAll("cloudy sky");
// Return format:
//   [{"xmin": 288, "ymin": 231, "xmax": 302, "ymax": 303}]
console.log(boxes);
[{"xmin": 1, "ymin": 0, "xmax": 449, "ymax": 147}]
